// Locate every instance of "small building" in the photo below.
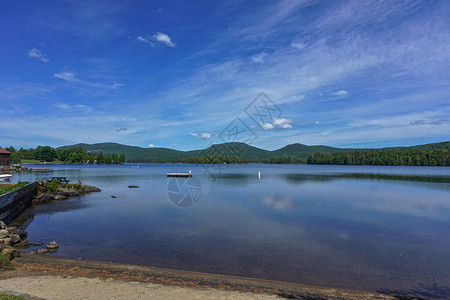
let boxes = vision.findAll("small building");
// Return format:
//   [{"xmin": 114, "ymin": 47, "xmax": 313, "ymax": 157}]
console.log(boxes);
[{"xmin": 0, "ymin": 148, "xmax": 11, "ymax": 166}]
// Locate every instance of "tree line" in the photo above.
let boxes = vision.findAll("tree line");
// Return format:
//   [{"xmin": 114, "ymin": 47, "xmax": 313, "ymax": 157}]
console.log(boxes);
[
  {"xmin": 2, "ymin": 146, "xmax": 125, "ymax": 164},
  {"xmin": 307, "ymin": 149, "xmax": 449, "ymax": 166}
]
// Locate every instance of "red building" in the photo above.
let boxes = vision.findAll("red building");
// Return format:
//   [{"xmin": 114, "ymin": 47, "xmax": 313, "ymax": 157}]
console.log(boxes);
[{"xmin": 0, "ymin": 148, "xmax": 11, "ymax": 166}]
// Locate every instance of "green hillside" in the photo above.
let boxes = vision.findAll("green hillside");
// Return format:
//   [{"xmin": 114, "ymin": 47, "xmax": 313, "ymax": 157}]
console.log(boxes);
[{"xmin": 59, "ymin": 141, "xmax": 450, "ymax": 164}]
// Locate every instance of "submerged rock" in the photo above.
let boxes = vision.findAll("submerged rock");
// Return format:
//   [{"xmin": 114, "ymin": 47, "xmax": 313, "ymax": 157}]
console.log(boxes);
[
  {"xmin": 128, "ymin": 185, "xmax": 140, "ymax": 188},
  {"xmin": 36, "ymin": 248, "xmax": 48, "ymax": 254},
  {"xmin": 46, "ymin": 241, "xmax": 59, "ymax": 250}
]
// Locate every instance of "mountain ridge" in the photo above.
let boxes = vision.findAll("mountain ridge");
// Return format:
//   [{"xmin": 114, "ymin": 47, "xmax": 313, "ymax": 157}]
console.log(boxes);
[{"xmin": 58, "ymin": 141, "xmax": 450, "ymax": 163}]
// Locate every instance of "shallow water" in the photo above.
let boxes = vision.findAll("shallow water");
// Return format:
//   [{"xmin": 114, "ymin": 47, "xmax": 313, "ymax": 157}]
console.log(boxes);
[{"xmin": 11, "ymin": 164, "xmax": 450, "ymax": 298}]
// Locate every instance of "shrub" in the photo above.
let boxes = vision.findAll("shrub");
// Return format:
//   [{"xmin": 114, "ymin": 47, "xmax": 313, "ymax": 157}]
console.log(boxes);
[{"xmin": 45, "ymin": 180, "xmax": 60, "ymax": 193}]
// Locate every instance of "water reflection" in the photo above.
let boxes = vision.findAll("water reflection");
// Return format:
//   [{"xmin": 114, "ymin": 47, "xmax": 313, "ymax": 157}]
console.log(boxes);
[{"xmin": 11, "ymin": 164, "xmax": 450, "ymax": 298}]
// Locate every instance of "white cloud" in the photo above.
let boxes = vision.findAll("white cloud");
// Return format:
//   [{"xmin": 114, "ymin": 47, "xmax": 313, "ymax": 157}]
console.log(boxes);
[
  {"xmin": 188, "ymin": 132, "xmax": 211, "ymax": 139},
  {"xmin": 251, "ymin": 52, "xmax": 268, "ymax": 63},
  {"xmin": 54, "ymin": 71, "xmax": 76, "ymax": 82},
  {"xmin": 137, "ymin": 36, "xmax": 154, "ymax": 47},
  {"xmin": 56, "ymin": 103, "xmax": 91, "ymax": 113},
  {"xmin": 153, "ymin": 32, "xmax": 175, "ymax": 47},
  {"xmin": 148, "ymin": 144, "xmax": 155, "ymax": 147},
  {"xmin": 333, "ymin": 90, "xmax": 348, "ymax": 96},
  {"xmin": 53, "ymin": 71, "xmax": 122, "ymax": 90},
  {"xmin": 137, "ymin": 32, "xmax": 176, "ymax": 48},
  {"xmin": 290, "ymin": 42, "xmax": 307, "ymax": 50},
  {"xmin": 261, "ymin": 118, "xmax": 294, "ymax": 130},
  {"xmin": 27, "ymin": 48, "xmax": 49, "ymax": 62}
]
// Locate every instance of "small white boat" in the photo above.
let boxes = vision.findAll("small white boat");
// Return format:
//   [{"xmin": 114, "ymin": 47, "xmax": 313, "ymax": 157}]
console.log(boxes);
[
  {"xmin": 167, "ymin": 170, "xmax": 192, "ymax": 177},
  {"xmin": 0, "ymin": 174, "xmax": 12, "ymax": 181}
]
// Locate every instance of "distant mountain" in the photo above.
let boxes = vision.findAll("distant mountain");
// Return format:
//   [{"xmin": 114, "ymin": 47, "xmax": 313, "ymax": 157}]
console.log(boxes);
[{"xmin": 58, "ymin": 141, "xmax": 449, "ymax": 163}]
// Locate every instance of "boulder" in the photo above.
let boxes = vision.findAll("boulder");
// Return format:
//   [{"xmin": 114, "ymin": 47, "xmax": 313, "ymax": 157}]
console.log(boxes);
[
  {"xmin": 6, "ymin": 226, "xmax": 16, "ymax": 233},
  {"xmin": 32, "ymin": 242, "xmax": 44, "ymax": 246},
  {"xmin": 36, "ymin": 248, "xmax": 48, "ymax": 254},
  {"xmin": 13, "ymin": 229, "xmax": 27, "ymax": 240},
  {"xmin": 33, "ymin": 193, "xmax": 54, "ymax": 204},
  {"xmin": 14, "ymin": 240, "xmax": 32, "ymax": 248},
  {"xmin": 128, "ymin": 185, "xmax": 140, "ymax": 188},
  {"xmin": 9, "ymin": 234, "xmax": 21, "ymax": 245},
  {"xmin": 0, "ymin": 221, "xmax": 6, "ymax": 229},
  {"xmin": 0, "ymin": 229, "xmax": 8, "ymax": 238},
  {"xmin": 46, "ymin": 241, "xmax": 59, "ymax": 250},
  {"xmin": 54, "ymin": 194, "xmax": 68, "ymax": 200},
  {"xmin": 1, "ymin": 246, "xmax": 20, "ymax": 259},
  {"xmin": 2, "ymin": 238, "xmax": 12, "ymax": 246}
]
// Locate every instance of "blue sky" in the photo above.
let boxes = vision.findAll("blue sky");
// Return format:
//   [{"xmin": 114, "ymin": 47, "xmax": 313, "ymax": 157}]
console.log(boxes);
[{"xmin": 0, "ymin": 0, "xmax": 449, "ymax": 150}]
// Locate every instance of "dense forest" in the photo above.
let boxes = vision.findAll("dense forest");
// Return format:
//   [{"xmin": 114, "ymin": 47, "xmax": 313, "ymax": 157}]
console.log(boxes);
[
  {"xmin": 1, "ymin": 146, "xmax": 125, "ymax": 164},
  {"xmin": 307, "ymin": 149, "xmax": 449, "ymax": 166},
  {"xmin": 2, "ymin": 141, "xmax": 448, "ymax": 166}
]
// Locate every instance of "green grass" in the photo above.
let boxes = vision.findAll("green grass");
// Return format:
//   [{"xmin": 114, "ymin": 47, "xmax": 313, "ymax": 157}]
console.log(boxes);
[
  {"xmin": 21, "ymin": 159, "xmax": 63, "ymax": 164},
  {"xmin": 0, "ymin": 254, "xmax": 15, "ymax": 271},
  {"xmin": 0, "ymin": 292, "xmax": 26, "ymax": 300},
  {"xmin": 0, "ymin": 182, "xmax": 29, "ymax": 195}
]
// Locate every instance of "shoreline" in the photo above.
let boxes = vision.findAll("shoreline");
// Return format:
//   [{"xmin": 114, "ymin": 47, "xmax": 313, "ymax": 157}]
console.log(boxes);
[{"xmin": 1, "ymin": 254, "xmax": 396, "ymax": 300}]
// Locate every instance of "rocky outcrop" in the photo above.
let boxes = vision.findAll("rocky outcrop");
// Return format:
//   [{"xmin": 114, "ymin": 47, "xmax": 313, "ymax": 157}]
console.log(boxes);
[
  {"xmin": 0, "ymin": 220, "xmax": 54, "ymax": 259},
  {"xmin": 0, "ymin": 165, "xmax": 28, "ymax": 173},
  {"xmin": 33, "ymin": 180, "xmax": 101, "ymax": 205}
]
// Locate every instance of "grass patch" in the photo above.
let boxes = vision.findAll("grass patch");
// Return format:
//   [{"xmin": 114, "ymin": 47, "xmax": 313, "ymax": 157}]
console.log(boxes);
[
  {"xmin": 21, "ymin": 159, "xmax": 63, "ymax": 164},
  {"xmin": 0, "ymin": 254, "xmax": 15, "ymax": 271},
  {"xmin": 0, "ymin": 292, "xmax": 26, "ymax": 300},
  {"xmin": 0, "ymin": 182, "xmax": 29, "ymax": 196}
]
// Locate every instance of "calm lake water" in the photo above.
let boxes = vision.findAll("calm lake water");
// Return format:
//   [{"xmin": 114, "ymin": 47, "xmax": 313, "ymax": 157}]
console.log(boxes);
[{"xmin": 10, "ymin": 164, "xmax": 450, "ymax": 298}]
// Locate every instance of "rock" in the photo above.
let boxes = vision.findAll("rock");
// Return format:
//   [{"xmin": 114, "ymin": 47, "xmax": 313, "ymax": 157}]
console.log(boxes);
[
  {"xmin": 128, "ymin": 185, "xmax": 140, "ymax": 188},
  {"xmin": 14, "ymin": 240, "xmax": 32, "ymax": 248},
  {"xmin": 33, "ymin": 193, "xmax": 54, "ymax": 204},
  {"xmin": 2, "ymin": 238, "xmax": 12, "ymax": 246},
  {"xmin": 0, "ymin": 221, "xmax": 6, "ymax": 229},
  {"xmin": 32, "ymin": 242, "xmax": 44, "ymax": 246},
  {"xmin": 54, "ymin": 194, "xmax": 68, "ymax": 200},
  {"xmin": 46, "ymin": 241, "xmax": 59, "ymax": 250},
  {"xmin": 0, "ymin": 229, "xmax": 9, "ymax": 238},
  {"xmin": 6, "ymin": 226, "xmax": 16, "ymax": 233},
  {"xmin": 111, "ymin": 195, "xmax": 117, "ymax": 198},
  {"xmin": 36, "ymin": 249, "xmax": 48, "ymax": 254},
  {"xmin": 13, "ymin": 229, "xmax": 27, "ymax": 240},
  {"xmin": 83, "ymin": 185, "xmax": 101, "ymax": 193},
  {"xmin": 9, "ymin": 234, "xmax": 21, "ymax": 245},
  {"xmin": 1, "ymin": 246, "xmax": 20, "ymax": 259}
]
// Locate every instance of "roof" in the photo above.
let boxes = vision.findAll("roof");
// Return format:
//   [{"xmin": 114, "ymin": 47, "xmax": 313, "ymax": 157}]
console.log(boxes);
[{"xmin": 0, "ymin": 148, "xmax": 11, "ymax": 154}]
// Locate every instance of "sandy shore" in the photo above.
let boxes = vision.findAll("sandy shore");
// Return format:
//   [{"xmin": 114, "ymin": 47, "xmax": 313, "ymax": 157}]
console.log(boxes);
[{"xmin": 0, "ymin": 255, "xmax": 395, "ymax": 300}]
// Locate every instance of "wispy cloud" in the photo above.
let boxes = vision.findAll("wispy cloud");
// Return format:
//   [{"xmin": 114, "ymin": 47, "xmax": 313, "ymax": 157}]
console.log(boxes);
[
  {"xmin": 188, "ymin": 132, "xmax": 211, "ymax": 140},
  {"xmin": 332, "ymin": 90, "xmax": 348, "ymax": 96},
  {"xmin": 53, "ymin": 71, "xmax": 123, "ymax": 90},
  {"xmin": 251, "ymin": 52, "xmax": 268, "ymax": 63},
  {"xmin": 137, "ymin": 32, "xmax": 175, "ymax": 47},
  {"xmin": 54, "ymin": 71, "xmax": 76, "ymax": 82},
  {"xmin": 153, "ymin": 32, "xmax": 175, "ymax": 47},
  {"xmin": 27, "ymin": 48, "xmax": 49, "ymax": 62}
]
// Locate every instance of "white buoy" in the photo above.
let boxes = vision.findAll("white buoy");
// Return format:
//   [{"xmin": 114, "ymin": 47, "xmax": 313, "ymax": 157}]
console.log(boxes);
[{"xmin": 258, "ymin": 171, "xmax": 261, "ymax": 179}]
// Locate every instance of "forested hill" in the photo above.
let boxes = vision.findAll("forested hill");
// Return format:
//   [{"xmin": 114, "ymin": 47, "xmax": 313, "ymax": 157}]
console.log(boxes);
[
  {"xmin": 307, "ymin": 141, "xmax": 450, "ymax": 166},
  {"xmin": 58, "ymin": 142, "xmax": 344, "ymax": 163},
  {"xmin": 57, "ymin": 141, "xmax": 449, "ymax": 165}
]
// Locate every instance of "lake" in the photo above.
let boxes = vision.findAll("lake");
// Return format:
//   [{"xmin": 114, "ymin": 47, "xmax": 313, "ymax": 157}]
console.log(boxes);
[{"xmin": 10, "ymin": 164, "xmax": 450, "ymax": 298}]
